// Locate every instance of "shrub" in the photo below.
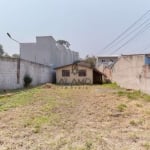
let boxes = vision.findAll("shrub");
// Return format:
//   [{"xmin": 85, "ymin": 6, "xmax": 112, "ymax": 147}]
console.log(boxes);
[
  {"xmin": 130, "ymin": 120, "xmax": 137, "ymax": 126},
  {"xmin": 24, "ymin": 75, "xmax": 32, "ymax": 88},
  {"xmin": 102, "ymin": 82, "xmax": 120, "ymax": 89},
  {"xmin": 117, "ymin": 104, "xmax": 127, "ymax": 112}
]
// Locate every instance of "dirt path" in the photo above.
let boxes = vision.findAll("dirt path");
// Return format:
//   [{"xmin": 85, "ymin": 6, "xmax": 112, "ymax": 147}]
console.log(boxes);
[{"xmin": 0, "ymin": 85, "xmax": 149, "ymax": 150}]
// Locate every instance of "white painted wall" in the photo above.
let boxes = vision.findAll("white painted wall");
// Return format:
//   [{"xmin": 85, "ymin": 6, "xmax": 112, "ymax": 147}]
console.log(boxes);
[
  {"xmin": 0, "ymin": 57, "xmax": 52, "ymax": 90},
  {"xmin": 20, "ymin": 36, "xmax": 79, "ymax": 68}
]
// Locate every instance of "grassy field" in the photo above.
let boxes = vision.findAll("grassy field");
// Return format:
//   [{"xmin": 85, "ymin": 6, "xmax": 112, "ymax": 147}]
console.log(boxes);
[{"xmin": 0, "ymin": 84, "xmax": 149, "ymax": 150}]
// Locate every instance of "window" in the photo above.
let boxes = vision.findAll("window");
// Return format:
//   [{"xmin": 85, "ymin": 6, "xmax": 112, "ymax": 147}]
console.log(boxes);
[
  {"xmin": 62, "ymin": 70, "xmax": 70, "ymax": 77},
  {"xmin": 78, "ymin": 70, "xmax": 86, "ymax": 77},
  {"xmin": 145, "ymin": 56, "xmax": 150, "ymax": 65}
]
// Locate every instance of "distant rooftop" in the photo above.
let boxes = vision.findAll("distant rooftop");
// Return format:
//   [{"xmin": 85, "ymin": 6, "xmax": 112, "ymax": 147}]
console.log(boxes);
[
  {"xmin": 54, "ymin": 61, "xmax": 92, "ymax": 70},
  {"xmin": 121, "ymin": 53, "xmax": 150, "ymax": 56},
  {"xmin": 97, "ymin": 55, "xmax": 119, "ymax": 58}
]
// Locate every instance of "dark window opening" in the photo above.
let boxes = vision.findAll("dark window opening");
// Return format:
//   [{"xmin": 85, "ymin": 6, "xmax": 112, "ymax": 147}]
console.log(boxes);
[
  {"xmin": 78, "ymin": 70, "xmax": 86, "ymax": 77},
  {"xmin": 62, "ymin": 70, "xmax": 70, "ymax": 77},
  {"xmin": 145, "ymin": 56, "xmax": 150, "ymax": 65}
]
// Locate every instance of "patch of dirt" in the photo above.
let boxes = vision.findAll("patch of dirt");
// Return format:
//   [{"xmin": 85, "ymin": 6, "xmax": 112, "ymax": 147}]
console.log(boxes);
[
  {"xmin": 42, "ymin": 83, "xmax": 53, "ymax": 89},
  {"xmin": 0, "ymin": 85, "xmax": 149, "ymax": 150}
]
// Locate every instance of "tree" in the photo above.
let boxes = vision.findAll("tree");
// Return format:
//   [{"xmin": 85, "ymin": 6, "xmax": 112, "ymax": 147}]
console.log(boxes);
[
  {"xmin": 56, "ymin": 40, "xmax": 70, "ymax": 48},
  {"xmin": 3, "ymin": 53, "xmax": 11, "ymax": 58},
  {"xmin": 12, "ymin": 54, "xmax": 19, "ymax": 58},
  {"xmin": 0, "ymin": 44, "xmax": 4, "ymax": 56},
  {"xmin": 84, "ymin": 55, "xmax": 97, "ymax": 68},
  {"xmin": 0, "ymin": 44, "xmax": 11, "ymax": 57}
]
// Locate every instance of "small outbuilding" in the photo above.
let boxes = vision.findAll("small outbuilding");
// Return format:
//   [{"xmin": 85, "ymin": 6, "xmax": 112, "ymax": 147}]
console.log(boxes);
[{"xmin": 55, "ymin": 62, "xmax": 104, "ymax": 85}]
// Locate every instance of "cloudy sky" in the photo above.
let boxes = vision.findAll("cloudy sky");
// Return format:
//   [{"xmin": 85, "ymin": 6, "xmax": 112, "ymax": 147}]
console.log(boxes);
[{"xmin": 0, "ymin": 0, "xmax": 150, "ymax": 57}]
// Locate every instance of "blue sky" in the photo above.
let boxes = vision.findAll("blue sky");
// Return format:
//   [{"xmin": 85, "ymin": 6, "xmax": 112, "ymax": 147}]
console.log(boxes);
[{"xmin": 0, "ymin": 0, "xmax": 150, "ymax": 57}]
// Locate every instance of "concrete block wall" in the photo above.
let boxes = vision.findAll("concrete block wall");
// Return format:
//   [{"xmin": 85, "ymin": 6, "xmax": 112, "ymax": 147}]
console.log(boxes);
[
  {"xmin": 0, "ymin": 57, "xmax": 18, "ymax": 89},
  {"xmin": 112, "ymin": 54, "xmax": 150, "ymax": 94},
  {"xmin": 20, "ymin": 59, "xmax": 52, "ymax": 87},
  {"xmin": 21, "ymin": 36, "xmax": 79, "ymax": 68},
  {"xmin": 0, "ymin": 57, "xmax": 52, "ymax": 90}
]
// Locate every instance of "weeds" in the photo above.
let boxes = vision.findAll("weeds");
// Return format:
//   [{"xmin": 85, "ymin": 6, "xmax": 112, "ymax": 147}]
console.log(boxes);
[
  {"xmin": 102, "ymin": 83, "xmax": 120, "ymax": 89},
  {"xmin": 117, "ymin": 104, "xmax": 127, "ymax": 112},
  {"xmin": 117, "ymin": 90, "xmax": 150, "ymax": 102},
  {"xmin": 0, "ymin": 88, "xmax": 40, "ymax": 111},
  {"xmin": 130, "ymin": 120, "xmax": 137, "ymax": 126},
  {"xmin": 33, "ymin": 126, "xmax": 40, "ymax": 134},
  {"xmin": 129, "ymin": 134, "xmax": 139, "ymax": 142},
  {"xmin": 142, "ymin": 143, "xmax": 150, "ymax": 150},
  {"xmin": 117, "ymin": 90, "xmax": 141, "ymax": 99},
  {"xmin": 0, "ymin": 84, "xmax": 149, "ymax": 149},
  {"xmin": 85, "ymin": 141, "xmax": 93, "ymax": 150},
  {"xmin": 118, "ymin": 91, "xmax": 126, "ymax": 97},
  {"xmin": 136, "ymin": 103, "xmax": 143, "ymax": 107}
]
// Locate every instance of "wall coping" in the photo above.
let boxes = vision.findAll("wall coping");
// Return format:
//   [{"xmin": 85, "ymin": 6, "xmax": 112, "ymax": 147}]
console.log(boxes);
[{"xmin": 0, "ymin": 57, "xmax": 51, "ymax": 68}]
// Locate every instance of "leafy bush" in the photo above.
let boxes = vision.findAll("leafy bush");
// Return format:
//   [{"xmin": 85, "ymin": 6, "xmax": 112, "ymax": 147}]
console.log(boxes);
[{"xmin": 24, "ymin": 75, "xmax": 32, "ymax": 88}]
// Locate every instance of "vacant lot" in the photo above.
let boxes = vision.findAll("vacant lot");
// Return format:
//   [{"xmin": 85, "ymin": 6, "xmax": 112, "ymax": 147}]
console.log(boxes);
[{"xmin": 0, "ymin": 84, "xmax": 149, "ymax": 150}]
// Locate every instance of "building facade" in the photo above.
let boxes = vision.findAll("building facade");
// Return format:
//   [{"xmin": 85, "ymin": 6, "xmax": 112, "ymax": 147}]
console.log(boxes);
[
  {"xmin": 20, "ymin": 36, "xmax": 79, "ymax": 68},
  {"xmin": 55, "ymin": 62, "xmax": 103, "ymax": 85},
  {"xmin": 55, "ymin": 63, "xmax": 93, "ymax": 85},
  {"xmin": 96, "ymin": 56, "xmax": 119, "ymax": 81}
]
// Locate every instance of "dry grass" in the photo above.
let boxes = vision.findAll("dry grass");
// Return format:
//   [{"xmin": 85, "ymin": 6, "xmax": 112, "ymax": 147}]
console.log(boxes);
[{"xmin": 0, "ymin": 84, "xmax": 149, "ymax": 150}]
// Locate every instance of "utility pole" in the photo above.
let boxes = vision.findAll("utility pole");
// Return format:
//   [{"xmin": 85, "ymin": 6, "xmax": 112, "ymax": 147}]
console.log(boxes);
[{"xmin": 7, "ymin": 33, "xmax": 21, "ymax": 84}]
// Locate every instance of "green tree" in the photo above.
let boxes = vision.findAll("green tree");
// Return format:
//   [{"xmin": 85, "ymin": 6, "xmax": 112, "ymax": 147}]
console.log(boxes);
[
  {"xmin": 0, "ymin": 44, "xmax": 4, "ymax": 56},
  {"xmin": 12, "ymin": 54, "xmax": 19, "ymax": 58},
  {"xmin": 85, "ymin": 55, "xmax": 97, "ymax": 68},
  {"xmin": 3, "ymin": 53, "xmax": 11, "ymax": 57},
  {"xmin": 56, "ymin": 40, "xmax": 70, "ymax": 48}
]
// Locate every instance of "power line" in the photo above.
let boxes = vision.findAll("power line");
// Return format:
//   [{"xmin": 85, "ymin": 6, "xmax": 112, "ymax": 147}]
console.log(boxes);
[
  {"xmin": 140, "ymin": 43, "xmax": 150, "ymax": 52},
  {"xmin": 108, "ymin": 18, "xmax": 150, "ymax": 50},
  {"xmin": 101, "ymin": 10, "xmax": 150, "ymax": 51},
  {"xmin": 110, "ymin": 23, "xmax": 150, "ymax": 54}
]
